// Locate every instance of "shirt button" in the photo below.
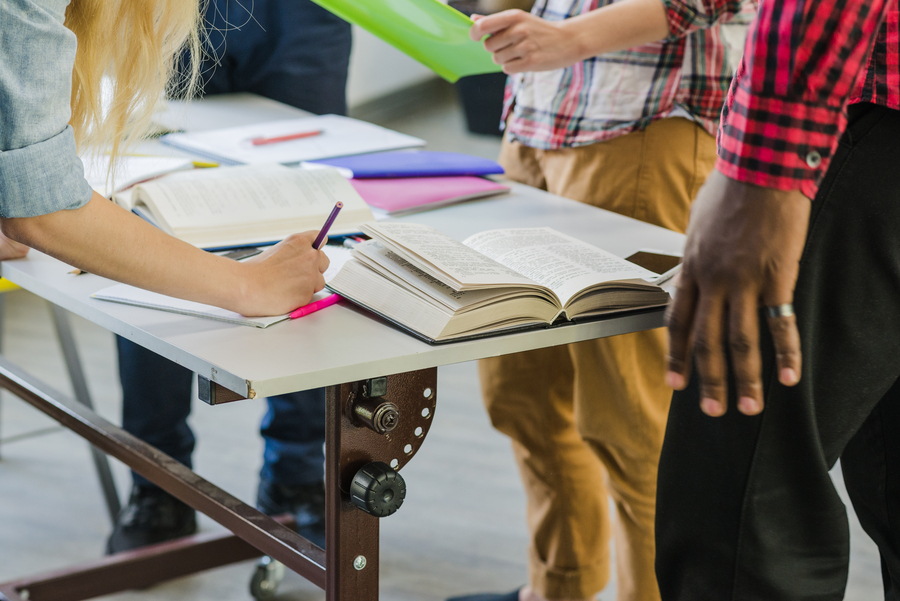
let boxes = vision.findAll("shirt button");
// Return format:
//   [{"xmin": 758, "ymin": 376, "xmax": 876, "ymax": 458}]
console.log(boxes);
[{"xmin": 806, "ymin": 150, "xmax": 822, "ymax": 169}]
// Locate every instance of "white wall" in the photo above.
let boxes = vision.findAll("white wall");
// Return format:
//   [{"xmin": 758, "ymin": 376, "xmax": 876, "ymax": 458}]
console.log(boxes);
[{"xmin": 346, "ymin": 26, "xmax": 437, "ymax": 108}]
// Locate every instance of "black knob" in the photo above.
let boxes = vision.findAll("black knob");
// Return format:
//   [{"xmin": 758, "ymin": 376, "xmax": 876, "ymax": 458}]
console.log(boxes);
[{"xmin": 349, "ymin": 462, "xmax": 406, "ymax": 517}]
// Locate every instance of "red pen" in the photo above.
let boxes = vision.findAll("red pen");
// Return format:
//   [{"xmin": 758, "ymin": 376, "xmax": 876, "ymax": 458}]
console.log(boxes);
[
  {"xmin": 290, "ymin": 293, "xmax": 341, "ymax": 319},
  {"xmin": 250, "ymin": 129, "xmax": 323, "ymax": 146}
]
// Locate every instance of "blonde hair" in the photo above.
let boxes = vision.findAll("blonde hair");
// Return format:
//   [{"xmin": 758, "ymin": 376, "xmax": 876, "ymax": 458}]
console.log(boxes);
[{"xmin": 65, "ymin": 0, "xmax": 203, "ymax": 163}]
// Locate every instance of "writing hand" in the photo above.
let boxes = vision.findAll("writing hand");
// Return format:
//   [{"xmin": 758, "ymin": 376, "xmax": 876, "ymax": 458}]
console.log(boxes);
[
  {"xmin": 665, "ymin": 170, "xmax": 810, "ymax": 416},
  {"xmin": 0, "ymin": 225, "xmax": 30, "ymax": 261},
  {"xmin": 235, "ymin": 231, "xmax": 330, "ymax": 317},
  {"xmin": 469, "ymin": 10, "xmax": 583, "ymax": 74}
]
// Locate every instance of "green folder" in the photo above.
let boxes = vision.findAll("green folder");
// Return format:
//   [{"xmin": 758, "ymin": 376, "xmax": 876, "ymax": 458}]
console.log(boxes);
[{"xmin": 309, "ymin": 0, "xmax": 503, "ymax": 83}]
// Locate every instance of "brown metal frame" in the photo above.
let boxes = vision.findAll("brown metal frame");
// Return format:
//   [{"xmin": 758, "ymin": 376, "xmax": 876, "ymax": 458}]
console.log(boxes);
[{"xmin": 0, "ymin": 353, "xmax": 437, "ymax": 601}]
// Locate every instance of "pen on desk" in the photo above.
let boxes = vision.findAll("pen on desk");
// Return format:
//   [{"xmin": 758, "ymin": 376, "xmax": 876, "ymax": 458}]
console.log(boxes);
[
  {"xmin": 312, "ymin": 201, "xmax": 343, "ymax": 249},
  {"xmin": 290, "ymin": 293, "xmax": 341, "ymax": 319},
  {"xmin": 342, "ymin": 236, "xmax": 365, "ymax": 249},
  {"xmin": 250, "ymin": 129, "xmax": 323, "ymax": 146}
]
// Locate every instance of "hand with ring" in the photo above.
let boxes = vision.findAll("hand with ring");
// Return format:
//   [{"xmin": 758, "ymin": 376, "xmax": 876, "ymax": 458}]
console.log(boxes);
[{"xmin": 665, "ymin": 170, "xmax": 811, "ymax": 417}]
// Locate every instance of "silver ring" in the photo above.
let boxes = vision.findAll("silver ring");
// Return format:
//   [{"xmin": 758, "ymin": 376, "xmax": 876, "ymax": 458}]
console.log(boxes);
[{"xmin": 765, "ymin": 303, "xmax": 795, "ymax": 318}]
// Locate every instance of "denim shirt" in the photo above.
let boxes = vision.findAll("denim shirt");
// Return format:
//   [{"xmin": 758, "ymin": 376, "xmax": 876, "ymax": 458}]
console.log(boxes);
[{"xmin": 0, "ymin": 0, "xmax": 93, "ymax": 218}]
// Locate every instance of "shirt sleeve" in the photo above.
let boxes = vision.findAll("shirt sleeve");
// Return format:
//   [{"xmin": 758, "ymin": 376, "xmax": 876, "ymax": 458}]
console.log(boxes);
[
  {"xmin": 714, "ymin": 0, "xmax": 891, "ymax": 197},
  {"xmin": 0, "ymin": 0, "xmax": 94, "ymax": 218},
  {"xmin": 662, "ymin": 0, "xmax": 753, "ymax": 39}
]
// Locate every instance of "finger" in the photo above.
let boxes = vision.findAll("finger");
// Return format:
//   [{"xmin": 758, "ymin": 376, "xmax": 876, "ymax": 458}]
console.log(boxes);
[
  {"xmin": 765, "ymin": 309, "xmax": 801, "ymax": 386},
  {"xmin": 313, "ymin": 273, "xmax": 327, "ymax": 293},
  {"xmin": 762, "ymin": 282, "xmax": 802, "ymax": 387},
  {"xmin": 691, "ymin": 292, "xmax": 728, "ymax": 417},
  {"xmin": 728, "ymin": 292, "xmax": 764, "ymax": 415},
  {"xmin": 665, "ymin": 275, "xmax": 698, "ymax": 390},
  {"xmin": 469, "ymin": 9, "xmax": 524, "ymax": 40},
  {"xmin": 318, "ymin": 249, "xmax": 331, "ymax": 273},
  {"xmin": 483, "ymin": 28, "xmax": 523, "ymax": 54},
  {"xmin": 492, "ymin": 43, "xmax": 527, "ymax": 66}
]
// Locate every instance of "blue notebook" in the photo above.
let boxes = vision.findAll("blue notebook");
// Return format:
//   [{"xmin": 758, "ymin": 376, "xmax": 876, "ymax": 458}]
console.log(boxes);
[{"xmin": 307, "ymin": 150, "xmax": 504, "ymax": 178}]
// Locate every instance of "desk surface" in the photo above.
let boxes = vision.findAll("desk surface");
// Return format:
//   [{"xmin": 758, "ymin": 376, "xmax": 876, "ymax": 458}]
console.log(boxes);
[{"xmin": 1, "ymin": 95, "xmax": 685, "ymax": 399}]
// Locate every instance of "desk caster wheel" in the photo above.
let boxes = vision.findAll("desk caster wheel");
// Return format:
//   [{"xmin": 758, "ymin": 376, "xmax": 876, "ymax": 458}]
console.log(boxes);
[
  {"xmin": 249, "ymin": 556, "xmax": 285, "ymax": 601},
  {"xmin": 350, "ymin": 461, "xmax": 406, "ymax": 517}
]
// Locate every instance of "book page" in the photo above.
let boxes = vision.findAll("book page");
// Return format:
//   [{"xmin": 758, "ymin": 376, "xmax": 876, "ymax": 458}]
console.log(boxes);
[
  {"xmin": 352, "ymin": 240, "xmax": 544, "ymax": 312},
  {"xmin": 362, "ymin": 222, "xmax": 538, "ymax": 290},
  {"xmin": 135, "ymin": 164, "xmax": 369, "ymax": 230},
  {"xmin": 464, "ymin": 228, "xmax": 657, "ymax": 306}
]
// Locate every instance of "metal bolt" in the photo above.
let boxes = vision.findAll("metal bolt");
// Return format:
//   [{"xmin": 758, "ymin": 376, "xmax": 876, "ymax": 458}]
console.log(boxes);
[{"xmin": 353, "ymin": 555, "xmax": 367, "ymax": 570}]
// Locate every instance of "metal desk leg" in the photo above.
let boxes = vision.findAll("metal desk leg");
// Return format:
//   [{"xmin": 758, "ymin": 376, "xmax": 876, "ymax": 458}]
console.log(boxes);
[
  {"xmin": 0, "ymin": 360, "xmax": 437, "ymax": 601},
  {"xmin": 49, "ymin": 305, "xmax": 121, "ymax": 522},
  {"xmin": 324, "ymin": 370, "xmax": 438, "ymax": 601}
]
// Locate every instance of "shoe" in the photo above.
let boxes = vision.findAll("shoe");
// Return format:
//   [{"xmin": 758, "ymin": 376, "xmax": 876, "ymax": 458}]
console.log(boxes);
[
  {"xmin": 447, "ymin": 591, "xmax": 522, "ymax": 601},
  {"xmin": 105, "ymin": 485, "xmax": 197, "ymax": 554},
  {"xmin": 257, "ymin": 480, "xmax": 326, "ymax": 549}
]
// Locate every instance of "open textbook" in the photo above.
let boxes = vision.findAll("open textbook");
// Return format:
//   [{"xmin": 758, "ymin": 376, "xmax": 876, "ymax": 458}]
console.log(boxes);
[
  {"xmin": 122, "ymin": 164, "xmax": 375, "ymax": 249},
  {"xmin": 327, "ymin": 223, "xmax": 670, "ymax": 343}
]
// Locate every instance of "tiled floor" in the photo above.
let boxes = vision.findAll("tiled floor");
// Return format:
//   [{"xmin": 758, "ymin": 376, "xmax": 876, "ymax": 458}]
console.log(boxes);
[{"xmin": 0, "ymin": 89, "xmax": 883, "ymax": 600}]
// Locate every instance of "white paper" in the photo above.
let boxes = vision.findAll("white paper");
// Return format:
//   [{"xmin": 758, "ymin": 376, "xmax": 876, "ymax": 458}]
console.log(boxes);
[
  {"xmin": 91, "ymin": 246, "xmax": 353, "ymax": 327},
  {"xmin": 161, "ymin": 115, "xmax": 424, "ymax": 165}
]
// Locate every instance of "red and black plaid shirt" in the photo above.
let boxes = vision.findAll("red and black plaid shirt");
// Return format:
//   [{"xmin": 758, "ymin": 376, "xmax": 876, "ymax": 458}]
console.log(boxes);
[{"xmin": 698, "ymin": 0, "xmax": 899, "ymax": 198}]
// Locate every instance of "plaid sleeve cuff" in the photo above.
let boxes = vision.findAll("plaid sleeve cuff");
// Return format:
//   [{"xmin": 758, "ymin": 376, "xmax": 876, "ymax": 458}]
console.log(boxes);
[{"xmin": 716, "ymin": 84, "xmax": 847, "ymax": 199}]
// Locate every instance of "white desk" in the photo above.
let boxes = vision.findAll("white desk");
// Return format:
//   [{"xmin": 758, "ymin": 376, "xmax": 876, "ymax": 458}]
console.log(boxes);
[{"xmin": 0, "ymin": 94, "xmax": 684, "ymax": 601}]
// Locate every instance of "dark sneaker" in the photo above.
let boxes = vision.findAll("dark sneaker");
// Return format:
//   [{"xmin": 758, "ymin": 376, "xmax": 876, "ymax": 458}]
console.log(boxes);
[
  {"xmin": 105, "ymin": 485, "xmax": 197, "ymax": 554},
  {"xmin": 257, "ymin": 480, "xmax": 326, "ymax": 549}
]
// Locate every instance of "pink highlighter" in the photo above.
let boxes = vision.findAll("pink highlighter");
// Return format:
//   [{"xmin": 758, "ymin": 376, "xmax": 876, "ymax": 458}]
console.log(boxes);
[{"xmin": 289, "ymin": 293, "xmax": 341, "ymax": 320}]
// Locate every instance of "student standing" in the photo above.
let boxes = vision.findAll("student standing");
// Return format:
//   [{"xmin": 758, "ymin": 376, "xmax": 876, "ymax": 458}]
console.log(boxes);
[
  {"xmin": 0, "ymin": 2, "xmax": 327, "ymax": 329},
  {"xmin": 107, "ymin": 0, "xmax": 352, "ymax": 552},
  {"xmin": 451, "ymin": 1, "xmax": 751, "ymax": 600},
  {"xmin": 659, "ymin": 0, "xmax": 900, "ymax": 597}
]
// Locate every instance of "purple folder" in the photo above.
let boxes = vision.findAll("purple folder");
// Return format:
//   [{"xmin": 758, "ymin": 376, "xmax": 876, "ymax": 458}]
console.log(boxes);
[{"xmin": 308, "ymin": 150, "xmax": 504, "ymax": 178}]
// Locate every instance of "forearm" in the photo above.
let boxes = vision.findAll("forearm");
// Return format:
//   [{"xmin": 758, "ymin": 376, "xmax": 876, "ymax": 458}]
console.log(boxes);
[
  {"xmin": 2, "ymin": 192, "xmax": 246, "ymax": 310},
  {"xmin": 558, "ymin": 0, "xmax": 670, "ymax": 61}
]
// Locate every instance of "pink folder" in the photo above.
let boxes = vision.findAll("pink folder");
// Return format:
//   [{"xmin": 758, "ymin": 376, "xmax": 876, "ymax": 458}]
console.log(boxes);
[{"xmin": 350, "ymin": 176, "xmax": 510, "ymax": 216}]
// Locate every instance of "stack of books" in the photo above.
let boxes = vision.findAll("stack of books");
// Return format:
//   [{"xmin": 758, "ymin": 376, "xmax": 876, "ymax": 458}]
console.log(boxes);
[{"xmin": 307, "ymin": 150, "xmax": 511, "ymax": 217}]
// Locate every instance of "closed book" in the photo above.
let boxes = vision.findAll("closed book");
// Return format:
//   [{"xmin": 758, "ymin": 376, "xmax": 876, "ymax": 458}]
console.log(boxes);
[
  {"xmin": 307, "ymin": 150, "xmax": 504, "ymax": 178},
  {"xmin": 350, "ymin": 176, "xmax": 510, "ymax": 216}
]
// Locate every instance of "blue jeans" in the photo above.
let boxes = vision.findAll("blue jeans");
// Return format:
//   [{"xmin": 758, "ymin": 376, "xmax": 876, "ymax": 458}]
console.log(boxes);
[{"xmin": 121, "ymin": 0, "xmax": 350, "ymax": 493}]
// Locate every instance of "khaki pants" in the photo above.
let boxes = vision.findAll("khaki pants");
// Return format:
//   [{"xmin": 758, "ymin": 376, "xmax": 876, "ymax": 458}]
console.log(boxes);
[{"xmin": 480, "ymin": 117, "xmax": 716, "ymax": 601}]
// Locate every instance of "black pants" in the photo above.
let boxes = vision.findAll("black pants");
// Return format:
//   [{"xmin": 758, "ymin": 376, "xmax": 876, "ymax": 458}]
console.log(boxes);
[{"xmin": 656, "ymin": 103, "xmax": 900, "ymax": 600}]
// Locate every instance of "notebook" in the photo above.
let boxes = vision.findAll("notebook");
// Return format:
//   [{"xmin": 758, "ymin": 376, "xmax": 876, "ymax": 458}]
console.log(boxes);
[
  {"xmin": 308, "ymin": 0, "xmax": 502, "ymax": 82},
  {"xmin": 350, "ymin": 176, "xmax": 510, "ymax": 216},
  {"xmin": 306, "ymin": 150, "xmax": 504, "ymax": 179},
  {"xmin": 160, "ymin": 115, "xmax": 425, "ymax": 166}
]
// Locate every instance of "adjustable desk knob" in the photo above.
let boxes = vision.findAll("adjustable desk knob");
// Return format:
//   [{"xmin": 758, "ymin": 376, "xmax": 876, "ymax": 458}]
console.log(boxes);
[{"xmin": 349, "ymin": 462, "xmax": 407, "ymax": 517}]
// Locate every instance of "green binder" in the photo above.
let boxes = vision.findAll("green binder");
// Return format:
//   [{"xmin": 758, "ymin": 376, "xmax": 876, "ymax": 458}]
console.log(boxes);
[{"xmin": 309, "ymin": 0, "xmax": 503, "ymax": 83}]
